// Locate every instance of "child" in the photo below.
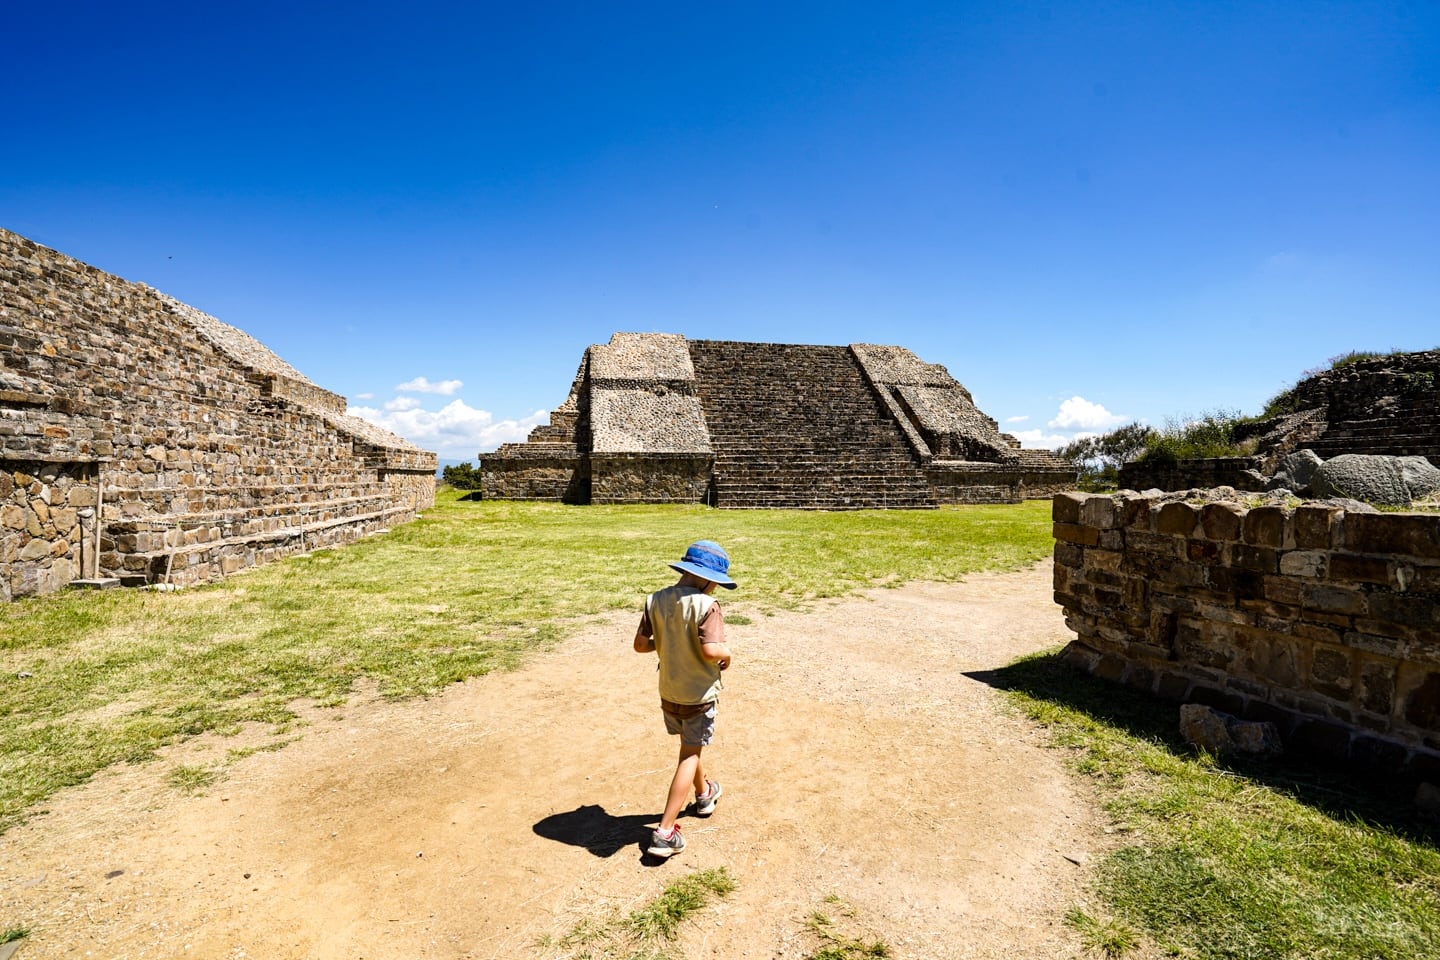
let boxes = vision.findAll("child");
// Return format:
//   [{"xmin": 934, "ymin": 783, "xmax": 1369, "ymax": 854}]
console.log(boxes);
[{"xmin": 633, "ymin": 539, "xmax": 736, "ymax": 858}]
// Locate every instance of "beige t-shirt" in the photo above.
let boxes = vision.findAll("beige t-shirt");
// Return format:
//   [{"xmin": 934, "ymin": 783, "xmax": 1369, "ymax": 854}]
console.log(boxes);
[{"xmin": 637, "ymin": 584, "xmax": 726, "ymax": 705}]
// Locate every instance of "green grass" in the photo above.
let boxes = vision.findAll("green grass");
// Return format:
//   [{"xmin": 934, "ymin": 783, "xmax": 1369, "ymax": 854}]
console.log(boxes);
[
  {"xmin": 0, "ymin": 491, "xmax": 1054, "ymax": 833},
  {"xmin": 802, "ymin": 895, "xmax": 891, "ymax": 959},
  {"xmin": 166, "ymin": 763, "xmax": 221, "ymax": 795},
  {"xmin": 996, "ymin": 651, "xmax": 1440, "ymax": 960},
  {"xmin": 624, "ymin": 868, "xmax": 737, "ymax": 941},
  {"xmin": 1, "ymin": 927, "xmax": 28, "ymax": 944},
  {"xmin": 539, "ymin": 868, "xmax": 736, "ymax": 958}
]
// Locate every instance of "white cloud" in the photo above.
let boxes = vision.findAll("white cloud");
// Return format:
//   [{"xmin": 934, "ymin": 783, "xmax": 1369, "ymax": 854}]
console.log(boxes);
[
  {"xmin": 1010, "ymin": 428, "xmax": 1073, "ymax": 450},
  {"xmin": 396, "ymin": 376, "xmax": 464, "ymax": 395},
  {"xmin": 348, "ymin": 400, "xmax": 549, "ymax": 458},
  {"xmin": 352, "ymin": 392, "xmax": 375, "ymax": 401},
  {"xmin": 1047, "ymin": 396, "xmax": 1128, "ymax": 431},
  {"xmin": 384, "ymin": 396, "xmax": 422, "ymax": 412},
  {"xmin": 1004, "ymin": 415, "xmax": 1030, "ymax": 424}
]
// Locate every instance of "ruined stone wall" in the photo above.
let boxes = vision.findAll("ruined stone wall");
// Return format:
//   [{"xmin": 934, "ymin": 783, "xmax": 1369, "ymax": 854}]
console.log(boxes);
[
  {"xmin": 1118, "ymin": 456, "xmax": 1267, "ymax": 493},
  {"xmin": 590, "ymin": 454, "xmax": 713, "ymax": 505},
  {"xmin": 1, "ymin": 227, "xmax": 435, "ymax": 596},
  {"xmin": 1053, "ymin": 490, "xmax": 1440, "ymax": 779}
]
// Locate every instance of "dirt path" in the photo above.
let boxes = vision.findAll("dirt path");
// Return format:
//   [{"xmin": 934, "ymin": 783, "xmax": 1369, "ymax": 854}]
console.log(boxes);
[{"xmin": 1, "ymin": 560, "xmax": 1102, "ymax": 959}]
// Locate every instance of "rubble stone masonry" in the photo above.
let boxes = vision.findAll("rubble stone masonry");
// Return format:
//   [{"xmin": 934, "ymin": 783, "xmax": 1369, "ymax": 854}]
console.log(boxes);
[
  {"xmin": 1, "ymin": 227, "xmax": 436, "ymax": 599},
  {"xmin": 1052, "ymin": 490, "xmax": 1440, "ymax": 779}
]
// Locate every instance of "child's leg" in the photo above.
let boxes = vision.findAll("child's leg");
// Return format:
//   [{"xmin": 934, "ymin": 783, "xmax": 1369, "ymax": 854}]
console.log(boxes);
[{"xmin": 659, "ymin": 742, "xmax": 705, "ymax": 832}]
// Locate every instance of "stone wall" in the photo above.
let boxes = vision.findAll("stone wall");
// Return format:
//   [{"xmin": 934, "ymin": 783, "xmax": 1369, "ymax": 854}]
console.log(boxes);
[
  {"xmin": 1, "ymin": 461, "xmax": 97, "ymax": 601},
  {"xmin": 1052, "ymin": 490, "xmax": 1440, "ymax": 779},
  {"xmin": 590, "ymin": 454, "xmax": 713, "ymax": 505},
  {"xmin": 1119, "ymin": 456, "xmax": 1267, "ymax": 494},
  {"xmin": 1, "ymin": 227, "xmax": 436, "ymax": 597}
]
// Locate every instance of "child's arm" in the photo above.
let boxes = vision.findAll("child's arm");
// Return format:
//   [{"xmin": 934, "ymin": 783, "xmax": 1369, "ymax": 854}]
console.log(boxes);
[
  {"xmin": 698, "ymin": 604, "xmax": 730, "ymax": 669},
  {"xmin": 700, "ymin": 639, "xmax": 731, "ymax": 670},
  {"xmin": 634, "ymin": 607, "xmax": 655, "ymax": 653}
]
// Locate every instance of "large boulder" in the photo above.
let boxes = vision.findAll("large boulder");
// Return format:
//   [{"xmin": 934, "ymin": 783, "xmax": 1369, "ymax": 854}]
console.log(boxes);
[
  {"xmin": 1269, "ymin": 448, "xmax": 1324, "ymax": 493},
  {"xmin": 1310, "ymin": 454, "xmax": 1440, "ymax": 506}
]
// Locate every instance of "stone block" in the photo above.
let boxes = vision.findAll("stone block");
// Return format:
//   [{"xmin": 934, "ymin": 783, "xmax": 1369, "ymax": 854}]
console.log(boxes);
[
  {"xmin": 1053, "ymin": 541, "xmax": 1083, "ymax": 568},
  {"xmin": 1342, "ymin": 512, "xmax": 1440, "ymax": 560},
  {"xmin": 1232, "ymin": 544, "xmax": 1279, "ymax": 574},
  {"xmin": 1086, "ymin": 548, "xmax": 1123, "ymax": 572},
  {"xmin": 1127, "ymin": 531, "xmax": 1181, "ymax": 558},
  {"xmin": 1200, "ymin": 502, "xmax": 1244, "ymax": 541},
  {"xmin": 19, "ymin": 538, "xmax": 52, "ymax": 561},
  {"xmin": 1080, "ymin": 495, "xmax": 1117, "ymax": 529},
  {"xmin": 1052, "ymin": 492, "xmax": 1085, "ymax": 524},
  {"xmin": 1399, "ymin": 668, "xmax": 1440, "ymax": 732},
  {"xmin": 1293, "ymin": 503, "xmax": 1339, "ymax": 549},
  {"xmin": 1186, "ymin": 539, "xmax": 1222, "ymax": 563},
  {"xmin": 1358, "ymin": 659, "xmax": 1395, "ymax": 716},
  {"xmin": 1302, "ymin": 584, "xmax": 1366, "ymax": 616},
  {"xmin": 1243, "ymin": 506, "xmax": 1287, "ymax": 548},
  {"xmin": 1279, "ymin": 551, "xmax": 1327, "ymax": 578},
  {"xmin": 0, "ymin": 504, "xmax": 24, "ymax": 531},
  {"xmin": 1053, "ymin": 522, "xmax": 1100, "ymax": 547},
  {"xmin": 1157, "ymin": 671, "xmax": 1192, "ymax": 700},
  {"xmin": 1156, "ymin": 502, "xmax": 1198, "ymax": 537},
  {"xmin": 1367, "ymin": 593, "xmax": 1438, "ymax": 631},
  {"xmin": 1117, "ymin": 491, "xmax": 1152, "ymax": 528},
  {"xmin": 1327, "ymin": 553, "xmax": 1390, "ymax": 584},
  {"xmin": 1310, "ymin": 645, "xmax": 1353, "ymax": 700},
  {"xmin": 1344, "ymin": 630, "xmax": 1405, "ymax": 659}
]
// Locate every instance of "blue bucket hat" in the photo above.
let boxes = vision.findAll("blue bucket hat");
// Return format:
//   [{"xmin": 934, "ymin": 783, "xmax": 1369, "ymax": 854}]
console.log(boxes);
[{"xmin": 669, "ymin": 540, "xmax": 737, "ymax": 589}]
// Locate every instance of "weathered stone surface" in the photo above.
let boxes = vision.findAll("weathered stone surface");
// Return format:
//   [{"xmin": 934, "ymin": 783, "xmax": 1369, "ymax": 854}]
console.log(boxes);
[
  {"xmin": 1180, "ymin": 703, "xmax": 1283, "ymax": 756},
  {"xmin": 1053, "ymin": 490, "xmax": 1440, "ymax": 775},
  {"xmin": 2, "ymin": 226, "xmax": 437, "ymax": 598},
  {"xmin": 1272, "ymin": 448, "xmax": 1324, "ymax": 492},
  {"xmin": 1312, "ymin": 454, "xmax": 1440, "ymax": 506}
]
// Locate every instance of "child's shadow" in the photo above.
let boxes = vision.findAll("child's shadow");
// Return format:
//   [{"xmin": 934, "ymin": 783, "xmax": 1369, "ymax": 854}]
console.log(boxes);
[{"xmin": 533, "ymin": 804, "xmax": 657, "ymax": 858}]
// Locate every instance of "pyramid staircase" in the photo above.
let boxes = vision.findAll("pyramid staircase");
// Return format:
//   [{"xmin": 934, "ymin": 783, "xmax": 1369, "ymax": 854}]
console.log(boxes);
[
  {"xmin": 688, "ymin": 340, "xmax": 936, "ymax": 509},
  {"xmin": 1302, "ymin": 396, "xmax": 1440, "ymax": 463}
]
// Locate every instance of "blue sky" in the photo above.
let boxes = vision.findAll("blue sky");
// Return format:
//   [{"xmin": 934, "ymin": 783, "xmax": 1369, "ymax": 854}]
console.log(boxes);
[{"xmin": 6, "ymin": 2, "xmax": 1438, "ymax": 458}]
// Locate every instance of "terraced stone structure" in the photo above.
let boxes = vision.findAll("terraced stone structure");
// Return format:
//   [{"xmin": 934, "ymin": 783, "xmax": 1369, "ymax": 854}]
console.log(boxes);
[
  {"xmin": 1, "ymin": 227, "xmax": 436, "ymax": 600},
  {"xmin": 482, "ymin": 332, "xmax": 1073, "ymax": 508},
  {"xmin": 1120, "ymin": 349, "xmax": 1440, "ymax": 492}
]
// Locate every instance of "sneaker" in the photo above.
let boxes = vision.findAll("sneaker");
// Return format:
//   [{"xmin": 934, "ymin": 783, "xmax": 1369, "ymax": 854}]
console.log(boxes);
[
  {"xmin": 694, "ymin": 779, "xmax": 723, "ymax": 816},
  {"xmin": 647, "ymin": 825, "xmax": 686, "ymax": 858}
]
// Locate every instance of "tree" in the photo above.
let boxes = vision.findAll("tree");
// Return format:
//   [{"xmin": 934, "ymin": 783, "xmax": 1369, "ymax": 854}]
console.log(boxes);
[
  {"xmin": 1059, "ymin": 422, "xmax": 1155, "ymax": 490},
  {"xmin": 441, "ymin": 462, "xmax": 482, "ymax": 490}
]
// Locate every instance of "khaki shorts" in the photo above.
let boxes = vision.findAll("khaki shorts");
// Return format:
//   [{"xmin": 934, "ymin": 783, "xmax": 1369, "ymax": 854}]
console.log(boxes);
[{"xmin": 662, "ymin": 699, "xmax": 718, "ymax": 746}]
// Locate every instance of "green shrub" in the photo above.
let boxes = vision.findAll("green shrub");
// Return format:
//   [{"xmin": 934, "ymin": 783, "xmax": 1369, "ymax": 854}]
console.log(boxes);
[
  {"xmin": 440, "ymin": 462, "xmax": 483, "ymax": 489},
  {"xmin": 1136, "ymin": 410, "xmax": 1249, "ymax": 464}
]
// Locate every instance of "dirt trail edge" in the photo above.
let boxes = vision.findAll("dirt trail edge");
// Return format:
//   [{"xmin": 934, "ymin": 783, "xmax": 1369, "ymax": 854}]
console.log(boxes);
[{"xmin": 2, "ymin": 559, "xmax": 1102, "ymax": 959}]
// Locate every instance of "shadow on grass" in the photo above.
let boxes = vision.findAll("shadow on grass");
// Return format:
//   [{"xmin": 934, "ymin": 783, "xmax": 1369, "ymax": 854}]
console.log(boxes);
[
  {"xmin": 533, "ymin": 804, "xmax": 658, "ymax": 857},
  {"xmin": 967, "ymin": 652, "xmax": 1440, "ymax": 850}
]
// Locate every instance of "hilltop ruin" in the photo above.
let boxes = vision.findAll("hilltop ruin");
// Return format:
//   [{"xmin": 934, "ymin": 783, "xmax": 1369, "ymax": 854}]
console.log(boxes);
[
  {"xmin": 1120, "ymin": 349, "xmax": 1440, "ymax": 492},
  {"xmin": 1, "ymin": 227, "xmax": 436, "ymax": 600},
  {"xmin": 481, "ymin": 332, "xmax": 1074, "ymax": 508}
]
